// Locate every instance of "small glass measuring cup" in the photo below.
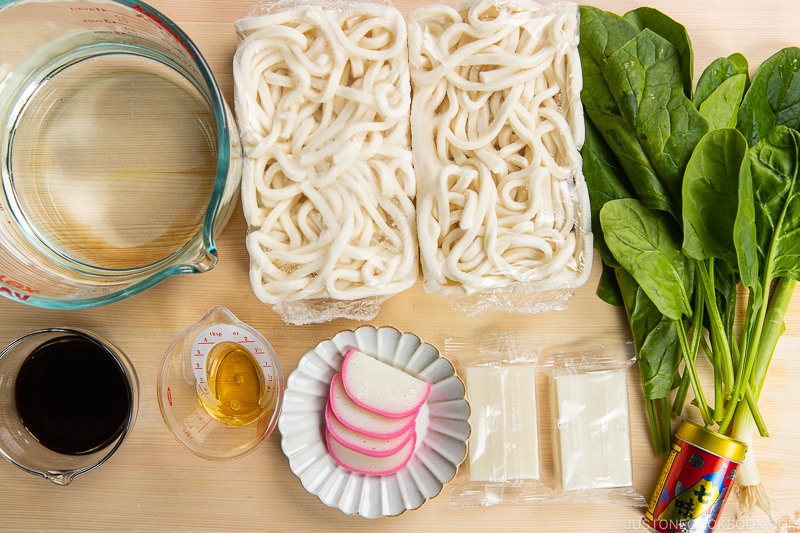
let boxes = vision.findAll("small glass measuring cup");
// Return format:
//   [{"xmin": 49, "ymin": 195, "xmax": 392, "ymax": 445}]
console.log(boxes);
[
  {"xmin": 157, "ymin": 307, "xmax": 283, "ymax": 461},
  {"xmin": 0, "ymin": 328, "xmax": 139, "ymax": 485},
  {"xmin": 0, "ymin": 0, "xmax": 242, "ymax": 309}
]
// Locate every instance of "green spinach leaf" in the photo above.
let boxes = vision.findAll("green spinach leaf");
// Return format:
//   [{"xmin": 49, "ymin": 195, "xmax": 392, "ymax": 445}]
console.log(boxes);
[
  {"xmin": 616, "ymin": 267, "xmax": 681, "ymax": 399},
  {"xmin": 578, "ymin": 5, "xmax": 639, "ymax": 64},
  {"xmin": 600, "ymin": 198, "xmax": 694, "ymax": 320},
  {"xmin": 694, "ymin": 54, "xmax": 749, "ymax": 109},
  {"xmin": 748, "ymin": 126, "xmax": 800, "ymax": 282},
  {"xmin": 699, "ymin": 74, "xmax": 748, "ymax": 130},
  {"xmin": 582, "ymin": 117, "xmax": 635, "ymax": 267},
  {"xmin": 601, "ymin": 29, "xmax": 709, "ymax": 217},
  {"xmin": 624, "ymin": 6, "xmax": 694, "ymax": 99},
  {"xmin": 733, "ymin": 146, "xmax": 758, "ymax": 295},
  {"xmin": 737, "ymin": 47, "xmax": 800, "ymax": 146},
  {"xmin": 682, "ymin": 128, "xmax": 749, "ymax": 264},
  {"xmin": 728, "ymin": 52, "xmax": 749, "ymax": 78},
  {"xmin": 598, "ymin": 263, "xmax": 624, "ymax": 307},
  {"xmin": 579, "ymin": 11, "xmax": 673, "ymax": 215}
]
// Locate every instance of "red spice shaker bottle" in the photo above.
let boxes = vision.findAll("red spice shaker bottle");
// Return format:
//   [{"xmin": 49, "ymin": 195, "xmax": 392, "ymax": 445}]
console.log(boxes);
[{"xmin": 644, "ymin": 419, "xmax": 747, "ymax": 533}]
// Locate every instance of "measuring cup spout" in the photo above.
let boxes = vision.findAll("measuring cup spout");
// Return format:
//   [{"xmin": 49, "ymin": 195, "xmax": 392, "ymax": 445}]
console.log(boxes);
[
  {"xmin": 45, "ymin": 470, "xmax": 78, "ymax": 486},
  {"xmin": 188, "ymin": 248, "xmax": 218, "ymax": 273}
]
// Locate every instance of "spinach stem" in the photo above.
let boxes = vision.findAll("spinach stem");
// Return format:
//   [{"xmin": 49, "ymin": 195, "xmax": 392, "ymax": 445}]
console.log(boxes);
[
  {"xmin": 673, "ymin": 307, "xmax": 703, "ymax": 416},
  {"xmin": 672, "ymin": 371, "xmax": 689, "ymax": 415},
  {"xmin": 721, "ymin": 278, "xmax": 795, "ymax": 434},
  {"xmin": 721, "ymin": 290, "xmax": 758, "ymax": 431},
  {"xmin": 660, "ymin": 397, "xmax": 672, "ymax": 453},
  {"xmin": 752, "ymin": 278, "xmax": 795, "ymax": 395},
  {"xmin": 743, "ymin": 385, "xmax": 767, "ymax": 437},
  {"xmin": 645, "ymin": 399, "xmax": 661, "ymax": 454},
  {"xmin": 675, "ymin": 319, "xmax": 713, "ymax": 425},
  {"xmin": 735, "ymin": 278, "xmax": 794, "ymax": 434},
  {"xmin": 647, "ymin": 397, "xmax": 675, "ymax": 455},
  {"xmin": 729, "ymin": 319, "xmax": 742, "ymax": 375},
  {"xmin": 741, "ymin": 291, "xmax": 769, "ymax": 402},
  {"xmin": 697, "ymin": 260, "xmax": 735, "ymax": 398},
  {"xmin": 714, "ymin": 356, "xmax": 723, "ymax": 422},
  {"xmin": 673, "ymin": 297, "xmax": 705, "ymax": 416},
  {"xmin": 722, "ymin": 280, "xmax": 771, "ymax": 431}
]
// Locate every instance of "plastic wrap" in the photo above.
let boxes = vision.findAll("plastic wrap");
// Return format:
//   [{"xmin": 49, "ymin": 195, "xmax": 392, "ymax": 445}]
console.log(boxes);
[
  {"xmin": 408, "ymin": 0, "xmax": 592, "ymax": 315},
  {"xmin": 448, "ymin": 335, "xmax": 646, "ymax": 507},
  {"xmin": 447, "ymin": 334, "xmax": 551, "ymax": 507},
  {"xmin": 234, "ymin": 0, "xmax": 418, "ymax": 324},
  {"xmin": 541, "ymin": 343, "xmax": 646, "ymax": 506}
]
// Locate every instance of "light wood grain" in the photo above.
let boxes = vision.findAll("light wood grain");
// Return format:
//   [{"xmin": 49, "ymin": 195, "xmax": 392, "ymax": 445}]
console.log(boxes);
[{"xmin": 1, "ymin": 1, "xmax": 799, "ymax": 531}]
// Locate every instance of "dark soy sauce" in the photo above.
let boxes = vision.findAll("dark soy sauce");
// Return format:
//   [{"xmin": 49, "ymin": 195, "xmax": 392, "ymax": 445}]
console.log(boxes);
[{"xmin": 14, "ymin": 335, "xmax": 131, "ymax": 455}]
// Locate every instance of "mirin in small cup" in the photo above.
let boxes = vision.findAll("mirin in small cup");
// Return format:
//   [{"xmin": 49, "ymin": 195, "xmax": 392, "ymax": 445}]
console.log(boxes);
[{"xmin": 157, "ymin": 306, "xmax": 283, "ymax": 461}]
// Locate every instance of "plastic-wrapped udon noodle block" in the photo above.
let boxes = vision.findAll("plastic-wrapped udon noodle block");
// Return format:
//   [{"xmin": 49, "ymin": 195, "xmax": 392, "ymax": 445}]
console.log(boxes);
[
  {"xmin": 233, "ymin": 0, "xmax": 418, "ymax": 324},
  {"xmin": 408, "ymin": 0, "xmax": 592, "ymax": 315}
]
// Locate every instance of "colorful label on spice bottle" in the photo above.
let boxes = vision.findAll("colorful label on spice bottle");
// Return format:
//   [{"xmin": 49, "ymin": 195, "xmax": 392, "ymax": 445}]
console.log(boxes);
[{"xmin": 644, "ymin": 420, "xmax": 746, "ymax": 533}]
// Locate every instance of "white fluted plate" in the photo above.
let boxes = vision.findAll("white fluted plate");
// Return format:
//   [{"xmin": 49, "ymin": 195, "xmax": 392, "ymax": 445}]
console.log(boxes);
[{"xmin": 279, "ymin": 325, "xmax": 470, "ymax": 518}]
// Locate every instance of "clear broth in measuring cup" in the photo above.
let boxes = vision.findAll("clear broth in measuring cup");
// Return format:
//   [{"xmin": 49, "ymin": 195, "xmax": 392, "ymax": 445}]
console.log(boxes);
[
  {"xmin": 14, "ymin": 335, "xmax": 133, "ymax": 455},
  {"xmin": 8, "ymin": 47, "xmax": 218, "ymax": 271},
  {"xmin": 0, "ymin": 0, "xmax": 241, "ymax": 308}
]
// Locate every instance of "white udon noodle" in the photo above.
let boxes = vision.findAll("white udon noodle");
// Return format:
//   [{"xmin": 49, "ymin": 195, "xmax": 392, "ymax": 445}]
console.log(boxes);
[
  {"xmin": 408, "ymin": 0, "xmax": 591, "ymax": 297},
  {"xmin": 234, "ymin": 3, "xmax": 417, "ymax": 305}
]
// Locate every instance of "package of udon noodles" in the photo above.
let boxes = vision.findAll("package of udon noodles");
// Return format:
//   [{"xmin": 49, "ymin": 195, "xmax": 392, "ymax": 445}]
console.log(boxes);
[
  {"xmin": 234, "ymin": 0, "xmax": 418, "ymax": 324},
  {"xmin": 408, "ymin": 0, "xmax": 592, "ymax": 315}
]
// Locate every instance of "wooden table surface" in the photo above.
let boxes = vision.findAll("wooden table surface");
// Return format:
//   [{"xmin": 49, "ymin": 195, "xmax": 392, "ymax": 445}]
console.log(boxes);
[{"xmin": 1, "ymin": 0, "xmax": 799, "ymax": 531}]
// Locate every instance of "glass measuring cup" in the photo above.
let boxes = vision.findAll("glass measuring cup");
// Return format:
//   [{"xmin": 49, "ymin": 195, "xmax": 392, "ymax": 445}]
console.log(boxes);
[
  {"xmin": 0, "ymin": 328, "xmax": 139, "ymax": 485},
  {"xmin": 157, "ymin": 306, "xmax": 284, "ymax": 461},
  {"xmin": 0, "ymin": 0, "xmax": 242, "ymax": 309}
]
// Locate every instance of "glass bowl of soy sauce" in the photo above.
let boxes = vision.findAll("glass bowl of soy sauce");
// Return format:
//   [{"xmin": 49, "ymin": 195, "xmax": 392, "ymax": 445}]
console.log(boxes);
[{"xmin": 0, "ymin": 328, "xmax": 138, "ymax": 485}]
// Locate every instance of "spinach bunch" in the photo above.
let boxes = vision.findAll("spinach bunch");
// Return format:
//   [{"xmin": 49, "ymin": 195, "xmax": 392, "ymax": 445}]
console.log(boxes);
[{"xmin": 580, "ymin": 5, "xmax": 800, "ymax": 455}]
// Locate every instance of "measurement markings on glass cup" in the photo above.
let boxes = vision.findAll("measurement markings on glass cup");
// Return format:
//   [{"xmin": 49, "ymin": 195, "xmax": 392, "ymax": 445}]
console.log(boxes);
[
  {"xmin": 77, "ymin": 5, "xmax": 199, "ymax": 67},
  {"xmin": 182, "ymin": 409, "xmax": 213, "ymax": 440},
  {"xmin": 1, "ymin": 201, "xmax": 12, "ymax": 226},
  {"xmin": 193, "ymin": 336, "xmax": 216, "ymax": 395},
  {"xmin": 75, "ymin": 7, "xmax": 188, "ymax": 64},
  {"xmin": 0, "ymin": 273, "xmax": 40, "ymax": 302}
]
